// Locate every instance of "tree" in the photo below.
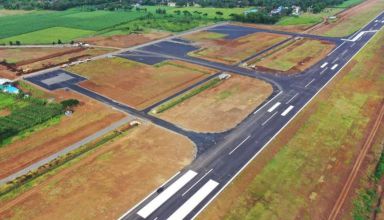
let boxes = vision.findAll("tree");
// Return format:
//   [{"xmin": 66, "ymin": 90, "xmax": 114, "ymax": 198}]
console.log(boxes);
[
  {"xmin": 9, "ymin": 41, "xmax": 13, "ymax": 46},
  {"xmin": 57, "ymin": 39, "xmax": 62, "ymax": 44},
  {"xmin": 216, "ymin": 11, "xmax": 223, "ymax": 16},
  {"xmin": 15, "ymin": 41, "xmax": 21, "ymax": 45}
]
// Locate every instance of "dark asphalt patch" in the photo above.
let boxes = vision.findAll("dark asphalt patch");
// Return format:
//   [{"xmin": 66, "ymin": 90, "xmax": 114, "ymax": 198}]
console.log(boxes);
[
  {"xmin": 117, "ymin": 51, "xmax": 170, "ymax": 65},
  {"xmin": 25, "ymin": 70, "xmax": 86, "ymax": 90}
]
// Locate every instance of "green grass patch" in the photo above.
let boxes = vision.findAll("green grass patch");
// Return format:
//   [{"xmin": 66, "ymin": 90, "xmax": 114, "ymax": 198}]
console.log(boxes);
[
  {"xmin": 334, "ymin": 0, "xmax": 364, "ymax": 8},
  {"xmin": 0, "ymin": 27, "xmax": 95, "ymax": 44},
  {"xmin": 277, "ymin": 8, "xmax": 342, "ymax": 26},
  {"xmin": 151, "ymin": 77, "xmax": 222, "ymax": 114}
]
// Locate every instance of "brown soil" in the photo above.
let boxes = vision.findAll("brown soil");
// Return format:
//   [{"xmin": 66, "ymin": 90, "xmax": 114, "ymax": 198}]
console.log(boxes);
[
  {"xmin": 68, "ymin": 57, "xmax": 216, "ymax": 110},
  {"xmin": 0, "ymin": 123, "xmax": 194, "ymax": 220},
  {"xmin": 234, "ymin": 22, "xmax": 312, "ymax": 33},
  {"xmin": 0, "ymin": 108, "xmax": 10, "ymax": 117},
  {"xmin": 184, "ymin": 31, "xmax": 289, "ymax": 65},
  {"xmin": 0, "ymin": 89, "xmax": 125, "ymax": 179},
  {"xmin": 80, "ymin": 31, "xmax": 171, "ymax": 48},
  {"xmin": 156, "ymin": 75, "xmax": 273, "ymax": 133}
]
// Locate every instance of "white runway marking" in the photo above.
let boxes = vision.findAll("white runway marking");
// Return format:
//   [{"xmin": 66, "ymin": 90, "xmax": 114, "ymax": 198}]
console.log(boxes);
[
  {"xmin": 168, "ymin": 180, "xmax": 219, "ymax": 220},
  {"xmin": 281, "ymin": 105, "xmax": 294, "ymax": 116},
  {"xmin": 331, "ymin": 64, "xmax": 339, "ymax": 70},
  {"xmin": 229, "ymin": 135, "xmax": 251, "ymax": 155},
  {"xmin": 137, "ymin": 170, "xmax": 197, "ymax": 218},
  {"xmin": 321, "ymin": 62, "xmax": 328, "ymax": 68},
  {"xmin": 341, "ymin": 49, "xmax": 348, "ymax": 56},
  {"xmin": 350, "ymin": 42, "xmax": 356, "ymax": 47},
  {"xmin": 182, "ymin": 169, "xmax": 214, "ymax": 197},
  {"xmin": 286, "ymin": 93, "xmax": 299, "ymax": 104},
  {"xmin": 267, "ymin": 102, "xmax": 281, "ymax": 112},
  {"xmin": 262, "ymin": 112, "xmax": 278, "ymax": 126},
  {"xmin": 333, "ymin": 57, "xmax": 339, "ymax": 63},
  {"xmin": 320, "ymin": 67, "xmax": 328, "ymax": 75},
  {"xmin": 305, "ymin": 78, "xmax": 315, "ymax": 88}
]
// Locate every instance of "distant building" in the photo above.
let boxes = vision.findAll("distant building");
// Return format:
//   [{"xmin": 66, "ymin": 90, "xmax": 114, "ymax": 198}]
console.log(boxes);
[
  {"xmin": 271, "ymin": 6, "xmax": 284, "ymax": 15},
  {"xmin": 0, "ymin": 78, "xmax": 19, "ymax": 94},
  {"xmin": 244, "ymin": 8, "xmax": 258, "ymax": 15},
  {"xmin": 292, "ymin": 6, "xmax": 301, "ymax": 16},
  {"xmin": 168, "ymin": 2, "xmax": 176, "ymax": 7}
]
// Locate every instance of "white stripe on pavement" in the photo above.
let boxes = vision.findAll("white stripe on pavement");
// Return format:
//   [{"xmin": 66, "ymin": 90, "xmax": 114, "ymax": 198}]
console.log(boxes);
[
  {"xmin": 182, "ymin": 169, "xmax": 213, "ymax": 197},
  {"xmin": 262, "ymin": 111, "xmax": 278, "ymax": 126},
  {"xmin": 228, "ymin": 135, "xmax": 251, "ymax": 155},
  {"xmin": 331, "ymin": 64, "xmax": 339, "ymax": 70},
  {"xmin": 267, "ymin": 102, "xmax": 281, "ymax": 112},
  {"xmin": 320, "ymin": 67, "xmax": 328, "ymax": 75},
  {"xmin": 168, "ymin": 180, "xmax": 219, "ymax": 220},
  {"xmin": 281, "ymin": 105, "xmax": 294, "ymax": 116},
  {"xmin": 137, "ymin": 170, "xmax": 197, "ymax": 218},
  {"xmin": 305, "ymin": 78, "xmax": 315, "ymax": 88},
  {"xmin": 286, "ymin": 93, "xmax": 299, "ymax": 104},
  {"xmin": 320, "ymin": 62, "xmax": 328, "ymax": 68}
]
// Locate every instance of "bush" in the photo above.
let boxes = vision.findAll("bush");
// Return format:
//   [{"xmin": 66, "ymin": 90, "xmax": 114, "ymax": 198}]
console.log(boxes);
[{"xmin": 60, "ymin": 99, "xmax": 80, "ymax": 108}]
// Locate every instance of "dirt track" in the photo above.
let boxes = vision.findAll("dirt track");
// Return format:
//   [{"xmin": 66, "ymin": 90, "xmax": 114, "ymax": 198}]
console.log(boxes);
[{"xmin": 328, "ymin": 102, "xmax": 384, "ymax": 220}]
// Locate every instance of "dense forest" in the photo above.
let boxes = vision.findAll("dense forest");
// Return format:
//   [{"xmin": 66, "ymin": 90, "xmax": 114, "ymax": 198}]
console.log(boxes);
[{"xmin": 0, "ymin": 0, "xmax": 349, "ymax": 12}]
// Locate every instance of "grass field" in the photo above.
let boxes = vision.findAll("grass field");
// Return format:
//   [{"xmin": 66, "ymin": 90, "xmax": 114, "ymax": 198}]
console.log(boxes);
[
  {"xmin": 334, "ymin": 0, "xmax": 365, "ymax": 8},
  {"xmin": 155, "ymin": 75, "xmax": 273, "ymax": 132},
  {"xmin": 0, "ymin": 27, "xmax": 95, "ymax": 44},
  {"xmin": 185, "ymin": 31, "xmax": 289, "ymax": 65},
  {"xmin": 0, "ymin": 123, "xmax": 194, "ymax": 220},
  {"xmin": 67, "ymin": 57, "xmax": 216, "ymax": 109},
  {"xmin": 253, "ymin": 38, "xmax": 335, "ymax": 73},
  {"xmin": 277, "ymin": 8, "xmax": 342, "ymax": 26},
  {"xmin": 0, "ymin": 87, "xmax": 124, "ymax": 180},
  {"xmin": 198, "ymin": 28, "xmax": 384, "ymax": 220}
]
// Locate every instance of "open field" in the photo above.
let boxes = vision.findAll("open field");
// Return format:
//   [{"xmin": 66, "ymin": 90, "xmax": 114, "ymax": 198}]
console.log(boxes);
[
  {"xmin": 0, "ymin": 85, "xmax": 125, "ymax": 179},
  {"xmin": 67, "ymin": 57, "xmax": 216, "ymax": 110},
  {"xmin": 184, "ymin": 31, "xmax": 289, "ymax": 65},
  {"xmin": 311, "ymin": 0, "xmax": 384, "ymax": 37},
  {"xmin": 155, "ymin": 75, "xmax": 273, "ymax": 133},
  {"xmin": 198, "ymin": 27, "xmax": 384, "ymax": 220},
  {"xmin": 277, "ymin": 8, "xmax": 343, "ymax": 26},
  {"xmin": 0, "ymin": 47, "xmax": 76, "ymax": 64},
  {"xmin": 250, "ymin": 38, "xmax": 335, "ymax": 73},
  {"xmin": 0, "ymin": 10, "xmax": 31, "ymax": 17},
  {"xmin": 0, "ymin": 123, "xmax": 194, "ymax": 220},
  {"xmin": 79, "ymin": 31, "xmax": 170, "ymax": 48},
  {"xmin": 0, "ymin": 27, "xmax": 95, "ymax": 45}
]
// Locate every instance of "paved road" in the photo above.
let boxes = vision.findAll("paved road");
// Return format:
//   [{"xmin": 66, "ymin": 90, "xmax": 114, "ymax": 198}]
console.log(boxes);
[{"xmin": 118, "ymin": 11, "xmax": 384, "ymax": 220}]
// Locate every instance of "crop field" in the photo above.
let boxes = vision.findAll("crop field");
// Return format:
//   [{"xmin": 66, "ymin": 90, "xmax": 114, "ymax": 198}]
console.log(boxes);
[
  {"xmin": 155, "ymin": 75, "xmax": 273, "ymax": 133},
  {"xmin": 0, "ymin": 86, "xmax": 125, "ymax": 180},
  {"xmin": 0, "ymin": 27, "xmax": 95, "ymax": 45},
  {"xmin": 67, "ymin": 57, "xmax": 216, "ymax": 110},
  {"xmin": 0, "ymin": 47, "xmax": 76, "ymax": 64},
  {"xmin": 250, "ymin": 38, "xmax": 335, "ymax": 73},
  {"xmin": 184, "ymin": 31, "xmax": 289, "ymax": 65},
  {"xmin": 0, "ymin": 123, "xmax": 194, "ymax": 220},
  {"xmin": 311, "ymin": 0, "xmax": 384, "ymax": 37},
  {"xmin": 198, "ymin": 28, "xmax": 384, "ymax": 220}
]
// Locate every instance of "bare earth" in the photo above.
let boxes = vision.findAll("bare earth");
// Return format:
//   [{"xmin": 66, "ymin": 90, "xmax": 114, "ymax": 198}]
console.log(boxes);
[
  {"xmin": 68, "ymin": 57, "xmax": 216, "ymax": 110},
  {"xmin": 184, "ymin": 31, "xmax": 289, "ymax": 65},
  {"xmin": 0, "ymin": 123, "xmax": 194, "ymax": 220},
  {"xmin": 156, "ymin": 75, "xmax": 273, "ymax": 133},
  {"xmin": 80, "ymin": 31, "xmax": 171, "ymax": 48},
  {"xmin": 0, "ymin": 88, "xmax": 125, "ymax": 179}
]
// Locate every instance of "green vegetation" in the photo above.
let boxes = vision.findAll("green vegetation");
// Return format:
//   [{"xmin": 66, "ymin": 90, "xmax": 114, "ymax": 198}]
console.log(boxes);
[
  {"xmin": 0, "ymin": 123, "xmax": 135, "ymax": 197},
  {"xmin": 151, "ymin": 77, "xmax": 222, "ymax": 114},
  {"xmin": 277, "ymin": 8, "xmax": 342, "ymax": 26},
  {"xmin": 334, "ymin": 0, "xmax": 364, "ymax": 8},
  {"xmin": 0, "ymin": 27, "xmax": 94, "ymax": 44}
]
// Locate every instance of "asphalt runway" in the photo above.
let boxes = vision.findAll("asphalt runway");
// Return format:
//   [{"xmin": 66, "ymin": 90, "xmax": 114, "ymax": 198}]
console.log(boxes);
[{"xmin": 21, "ymin": 11, "xmax": 384, "ymax": 220}]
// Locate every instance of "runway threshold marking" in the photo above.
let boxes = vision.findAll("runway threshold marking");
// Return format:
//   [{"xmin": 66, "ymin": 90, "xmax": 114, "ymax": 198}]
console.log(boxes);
[
  {"xmin": 182, "ymin": 169, "xmax": 214, "ymax": 197},
  {"xmin": 286, "ymin": 93, "xmax": 299, "ymax": 104},
  {"xmin": 168, "ymin": 180, "xmax": 219, "ymax": 220},
  {"xmin": 305, "ymin": 78, "xmax": 315, "ymax": 88},
  {"xmin": 267, "ymin": 102, "xmax": 281, "ymax": 112},
  {"xmin": 331, "ymin": 64, "xmax": 339, "ymax": 70},
  {"xmin": 262, "ymin": 112, "xmax": 278, "ymax": 126},
  {"xmin": 320, "ymin": 67, "xmax": 328, "ymax": 75},
  {"xmin": 137, "ymin": 170, "xmax": 197, "ymax": 218},
  {"xmin": 320, "ymin": 62, "xmax": 328, "ymax": 68},
  {"xmin": 281, "ymin": 105, "xmax": 294, "ymax": 116},
  {"xmin": 228, "ymin": 135, "xmax": 251, "ymax": 155},
  {"xmin": 341, "ymin": 49, "xmax": 348, "ymax": 56}
]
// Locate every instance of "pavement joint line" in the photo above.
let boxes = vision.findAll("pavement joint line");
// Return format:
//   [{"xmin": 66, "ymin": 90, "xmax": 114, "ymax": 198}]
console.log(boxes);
[
  {"xmin": 261, "ymin": 112, "xmax": 278, "ymax": 126},
  {"xmin": 341, "ymin": 49, "xmax": 348, "ymax": 56},
  {"xmin": 228, "ymin": 135, "xmax": 252, "ymax": 155},
  {"xmin": 286, "ymin": 92, "xmax": 299, "ymax": 104},
  {"xmin": 116, "ymin": 171, "xmax": 181, "ymax": 220},
  {"xmin": 190, "ymin": 19, "xmax": 384, "ymax": 220},
  {"xmin": 350, "ymin": 42, "xmax": 356, "ymax": 47},
  {"xmin": 305, "ymin": 78, "xmax": 315, "ymax": 88},
  {"xmin": 320, "ymin": 67, "xmax": 328, "ymax": 75},
  {"xmin": 182, "ymin": 169, "xmax": 214, "ymax": 197},
  {"xmin": 253, "ymin": 91, "xmax": 283, "ymax": 115},
  {"xmin": 333, "ymin": 57, "xmax": 340, "ymax": 63},
  {"xmin": 281, "ymin": 105, "xmax": 295, "ymax": 116},
  {"xmin": 267, "ymin": 102, "xmax": 281, "ymax": 112},
  {"xmin": 328, "ymin": 41, "xmax": 345, "ymax": 56}
]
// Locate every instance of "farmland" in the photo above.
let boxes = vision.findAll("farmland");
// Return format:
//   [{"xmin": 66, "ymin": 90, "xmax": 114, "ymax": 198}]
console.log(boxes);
[
  {"xmin": 0, "ymin": 86, "xmax": 125, "ymax": 180},
  {"xmin": 0, "ymin": 123, "xmax": 194, "ymax": 220},
  {"xmin": 249, "ymin": 38, "xmax": 335, "ymax": 73},
  {"xmin": 67, "ymin": 57, "xmax": 216, "ymax": 110},
  {"xmin": 198, "ymin": 28, "xmax": 384, "ymax": 220},
  {"xmin": 154, "ymin": 75, "xmax": 273, "ymax": 133},
  {"xmin": 184, "ymin": 31, "xmax": 289, "ymax": 65}
]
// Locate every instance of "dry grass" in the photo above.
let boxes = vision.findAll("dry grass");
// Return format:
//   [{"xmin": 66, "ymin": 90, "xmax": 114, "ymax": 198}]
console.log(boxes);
[
  {"xmin": 156, "ymin": 75, "xmax": 273, "ymax": 133},
  {"xmin": 68, "ymin": 57, "xmax": 216, "ymax": 110},
  {"xmin": 0, "ymin": 123, "xmax": 194, "ymax": 220}
]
